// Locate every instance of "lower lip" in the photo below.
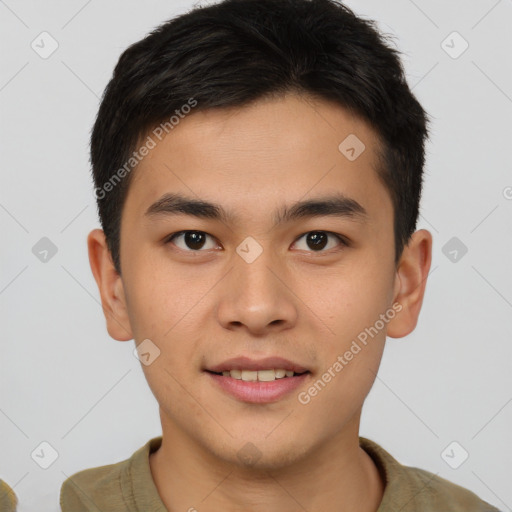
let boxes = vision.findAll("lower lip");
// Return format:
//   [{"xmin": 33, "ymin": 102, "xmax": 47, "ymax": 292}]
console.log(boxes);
[{"xmin": 205, "ymin": 371, "xmax": 310, "ymax": 403}]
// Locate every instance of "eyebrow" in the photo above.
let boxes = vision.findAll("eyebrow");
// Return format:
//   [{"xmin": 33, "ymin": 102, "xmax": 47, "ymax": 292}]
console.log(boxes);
[{"xmin": 144, "ymin": 192, "xmax": 367, "ymax": 228}]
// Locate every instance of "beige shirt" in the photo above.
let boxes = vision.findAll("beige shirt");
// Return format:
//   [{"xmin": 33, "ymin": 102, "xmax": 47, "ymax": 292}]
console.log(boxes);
[
  {"xmin": 60, "ymin": 436, "xmax": 500, "ymax": 511},
  {"xmin": 0, "ymin": 479, "xmax": 17, "ymax": 512}
]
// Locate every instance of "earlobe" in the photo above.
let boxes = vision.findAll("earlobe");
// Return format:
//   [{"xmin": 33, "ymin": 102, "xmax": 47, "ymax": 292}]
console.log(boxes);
[
  {"xmin": 387, "ymin": 229, "xmax": 432, "ymax": 339},
  {"xmin": 87, "ymin": 229, "xmax": 133, "ymax": 341}
]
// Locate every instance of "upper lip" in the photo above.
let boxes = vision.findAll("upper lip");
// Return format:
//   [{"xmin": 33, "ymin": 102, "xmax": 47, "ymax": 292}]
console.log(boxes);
[{"xmin": 206, "ymin": 356, "xmax": 310, "ymax": 373}]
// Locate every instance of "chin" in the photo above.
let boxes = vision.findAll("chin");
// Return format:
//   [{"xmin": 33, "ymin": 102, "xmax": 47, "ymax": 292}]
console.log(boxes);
[{"xmin": 209, "ymin": 433, "xmax": 313, "ymax": 472}]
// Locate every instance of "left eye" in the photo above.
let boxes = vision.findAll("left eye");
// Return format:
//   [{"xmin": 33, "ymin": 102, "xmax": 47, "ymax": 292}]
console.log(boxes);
[{"xmin": 293, "ymin": 231, "xmax": 347, "ymax": 252}]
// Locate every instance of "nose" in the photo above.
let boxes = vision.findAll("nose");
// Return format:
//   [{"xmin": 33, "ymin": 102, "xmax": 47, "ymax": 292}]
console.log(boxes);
[{"xmin": 215, "ymin": 248, "xmax": 299, "ymax": 336}]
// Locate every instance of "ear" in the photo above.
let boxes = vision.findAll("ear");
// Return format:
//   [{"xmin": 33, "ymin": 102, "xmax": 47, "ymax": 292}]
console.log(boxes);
[
  {"xmin": 387, "ymin": 229, "xmax": 432, "ymax": 338},
  {"xmin": 87, "ymin": 229, "xmax": 133, "ymax": 341}
]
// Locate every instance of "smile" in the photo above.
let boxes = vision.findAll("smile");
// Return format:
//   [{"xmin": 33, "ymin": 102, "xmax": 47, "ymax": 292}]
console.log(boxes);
[
  {"xmin": 205, "ymin": 369, "xmax": 310, "ymax": 403},
  {"xmin": 210, "ymin": 369, "xmax": 306, "ymax": 381}
]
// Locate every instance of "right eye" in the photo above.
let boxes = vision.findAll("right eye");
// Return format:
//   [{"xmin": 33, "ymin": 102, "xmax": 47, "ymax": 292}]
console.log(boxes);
[{"xmin": 165, "ymin": 230, "xmax": 221, "ymax": 252}]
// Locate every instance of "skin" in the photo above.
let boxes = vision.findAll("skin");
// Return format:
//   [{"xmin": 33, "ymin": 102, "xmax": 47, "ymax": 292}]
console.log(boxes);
[{"xmin": 88, "ymin": 93, "xmax": 432, "ymax": 512}]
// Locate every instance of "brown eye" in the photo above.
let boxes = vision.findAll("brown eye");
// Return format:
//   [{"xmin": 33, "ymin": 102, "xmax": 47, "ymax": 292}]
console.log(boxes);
[
  {"xmin": 166, "ymin": 231, "xmax": 218, "ymax": 251},
  {"xmin": 293, "ymin": 231, "xmax": 347, "ymax": 252}
]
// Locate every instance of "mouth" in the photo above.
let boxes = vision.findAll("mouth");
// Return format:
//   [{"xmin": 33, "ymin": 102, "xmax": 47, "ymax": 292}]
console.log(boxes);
[
  {"xmin": 205, "ymin": 368, "xmax": 310, "ymax": 381},
  {"xmin": 204, "ymin": 356, "xmax": 311, "ymax": 403}
]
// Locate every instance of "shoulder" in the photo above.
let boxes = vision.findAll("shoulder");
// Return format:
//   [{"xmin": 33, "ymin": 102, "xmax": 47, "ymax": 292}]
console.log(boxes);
[
  {"xmin": 60, "ymin": 437, "xmax": 162, "ymax": 511},
  {"xmin": 60, "ymin": 454, "xmax": 131, "ymax": 510},
  {"xmin": 359, "ymin": 437, "xmax": 501, "ymax": 512},
  {"xmin": 404, "ymin": 465, "xmax": 500, "ymax": 511}
]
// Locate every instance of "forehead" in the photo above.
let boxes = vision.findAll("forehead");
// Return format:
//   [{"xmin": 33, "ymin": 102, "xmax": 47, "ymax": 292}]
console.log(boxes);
[{"xmin": 124, "ymin": 93, "xmax": 391, "ymax": 228}]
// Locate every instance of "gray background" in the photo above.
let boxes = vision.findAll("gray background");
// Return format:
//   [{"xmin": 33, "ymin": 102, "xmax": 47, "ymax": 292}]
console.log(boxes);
[{"xmin": 1, "ymin": 0, "xmax": 511, "ymax": 510}]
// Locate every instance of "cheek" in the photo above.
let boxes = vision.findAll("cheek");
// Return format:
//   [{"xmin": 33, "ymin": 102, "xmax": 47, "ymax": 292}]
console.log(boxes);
[
  {"xmin": 122, "ymin": 254, "xmax": 200, "ymax": 339},
  {"xmin": 295, "ymin": 314, "xmax": 385, "ymax": 440},
  {"xmin": 298, "ymin": 341, "xmax": 384, "ymax": 443},
  {"xmin": 297, "ymin": 255, "xmax": 393, "ymax": 420},
  {"xmin": 123, "ymin": 256, "xmax": 209, "ymax": 370},
  {"xmin": 303, "ymin": 260, "xmax": 394, "ymax": 345}
]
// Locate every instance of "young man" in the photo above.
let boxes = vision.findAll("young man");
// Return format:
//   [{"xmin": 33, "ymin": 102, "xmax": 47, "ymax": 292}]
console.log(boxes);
[{"xmin": 60, "ymin": 0, "xmax": 500, "ymax": 510}]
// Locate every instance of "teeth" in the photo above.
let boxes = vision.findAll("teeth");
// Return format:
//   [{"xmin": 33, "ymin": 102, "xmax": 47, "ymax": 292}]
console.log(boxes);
[
  {"xmin": 257, "ymin": 370, "xmax": 276, "ymax": 382},
  {"xmin": 221, "ymin": 369, "xmax": 300, "ymax": 381},
  {"xmin": 241, "ymin": 370, "xmax": 258, "ymax": 381}
]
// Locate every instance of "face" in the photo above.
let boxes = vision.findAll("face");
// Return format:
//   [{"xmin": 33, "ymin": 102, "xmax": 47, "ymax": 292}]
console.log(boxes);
[{"xmin": 89, "ymin": 93, "xmax": 431, "ymax": 470}]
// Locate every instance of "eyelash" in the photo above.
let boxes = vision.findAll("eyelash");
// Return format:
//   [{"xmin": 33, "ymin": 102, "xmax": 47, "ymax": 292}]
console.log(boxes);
[{"xmin": 164, "ymin": 230, "xmax": 349, "ymax": 253}]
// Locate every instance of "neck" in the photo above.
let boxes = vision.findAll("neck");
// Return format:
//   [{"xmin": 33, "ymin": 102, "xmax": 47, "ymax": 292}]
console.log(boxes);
[{"xmin": 149, "ymin": 412, "xmax": 384, "ymax": 512}]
